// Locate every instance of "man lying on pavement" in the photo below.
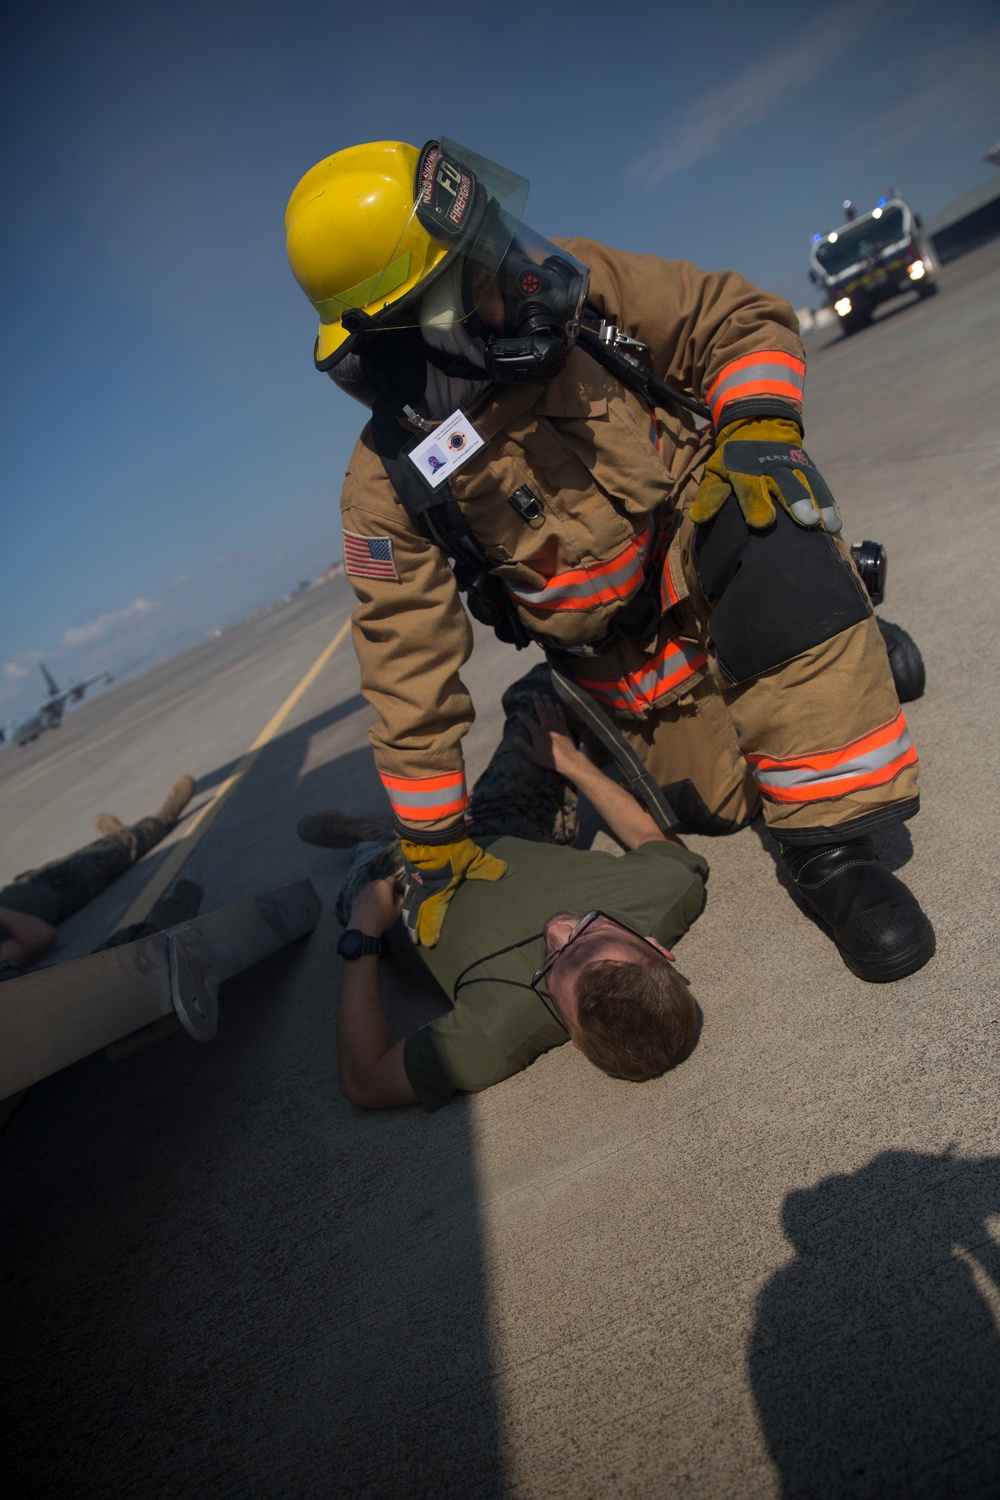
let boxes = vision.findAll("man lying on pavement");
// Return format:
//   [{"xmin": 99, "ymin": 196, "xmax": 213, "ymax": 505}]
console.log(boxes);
[
  {"xmin": 0, "ymin": 776, "xmax": 200, "ymax": 979},
  {"xmin": 314, "ymin": 669, "xmax": 708, "ymax": 1111}
]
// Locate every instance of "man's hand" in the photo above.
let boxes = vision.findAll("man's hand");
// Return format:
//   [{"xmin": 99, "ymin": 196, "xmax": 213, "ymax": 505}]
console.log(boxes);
[
  {"xmin": 691, "ymin": 418, "xmax": 843, "ymax": 534},
  {"xmin": 514, "ymin": 693, "xmax": 587, "ymax": 778},
  {"xmin": 516, "ymin": 693, "xmax": 686, "ymax": 851},
  {"xmin": 349, "ymin": 875, "xmax": 403, "ymax": 938},
  {"xmin": 400, "ymin": 837, "xmax": 507, "ymax": 948}
]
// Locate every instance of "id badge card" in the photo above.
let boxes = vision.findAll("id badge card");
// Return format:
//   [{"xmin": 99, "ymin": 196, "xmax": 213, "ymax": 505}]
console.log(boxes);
[{"xmin": 406, "ymin": 408, "xmax": 486, "ymax": 490}]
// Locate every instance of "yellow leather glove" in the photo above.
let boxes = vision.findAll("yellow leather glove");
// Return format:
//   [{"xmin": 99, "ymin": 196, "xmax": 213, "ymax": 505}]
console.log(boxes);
[
  {"xmin": 400, "ymin": 837, "xmax": 508, "ymax": 947},
  {"xmin": 691, "ymin": 418, "xmax": 843, "ymax": 534}
]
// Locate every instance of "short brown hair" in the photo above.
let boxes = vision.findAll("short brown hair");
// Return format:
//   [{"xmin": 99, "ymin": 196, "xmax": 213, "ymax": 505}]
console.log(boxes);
[{"xmin": 573, "ymin": 955, "xmax": 698, "ymax": 1081}]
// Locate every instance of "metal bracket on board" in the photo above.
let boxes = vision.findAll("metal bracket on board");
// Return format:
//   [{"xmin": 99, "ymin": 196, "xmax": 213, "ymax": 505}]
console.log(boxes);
[{"xmin": 167, "ymin": 925, "xmax": 220, "ymax": 1041}]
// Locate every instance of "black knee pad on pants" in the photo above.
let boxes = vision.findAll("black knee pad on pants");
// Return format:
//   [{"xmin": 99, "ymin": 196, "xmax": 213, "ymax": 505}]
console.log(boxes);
[{"xmin": 694, "ymin": 495, "xmax": 871, "ymax": 683}]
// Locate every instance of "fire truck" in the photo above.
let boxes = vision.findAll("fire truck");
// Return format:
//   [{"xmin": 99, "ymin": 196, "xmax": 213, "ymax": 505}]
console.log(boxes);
[{"xmin": 809, "ymin": 194, "xmax": 938, "ymax": 335}]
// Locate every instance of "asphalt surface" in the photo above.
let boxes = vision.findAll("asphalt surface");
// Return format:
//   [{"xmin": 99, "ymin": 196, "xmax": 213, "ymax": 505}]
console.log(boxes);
[{"xmin": 2, "ymin": 240, "xmax": 999, "ymax": 1499}]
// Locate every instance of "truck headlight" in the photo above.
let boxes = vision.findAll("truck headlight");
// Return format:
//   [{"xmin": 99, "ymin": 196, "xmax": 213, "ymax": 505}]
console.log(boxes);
[
  {"xmin": 908, "ymin": 260, "xmax": 926, "ymax": 280},
  {"xmin": 834, "ymin": 297, "xmax": 852, "ymax": 317}
]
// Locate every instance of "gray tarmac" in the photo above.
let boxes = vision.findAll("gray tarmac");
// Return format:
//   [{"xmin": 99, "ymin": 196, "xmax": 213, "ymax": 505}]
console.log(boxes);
[{"xmin": 2, "ymin": 241, "xmax": 999, "ymax": 1499}]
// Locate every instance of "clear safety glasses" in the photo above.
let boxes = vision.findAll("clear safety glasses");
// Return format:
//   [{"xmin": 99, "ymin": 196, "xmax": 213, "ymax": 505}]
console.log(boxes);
[{"xmin": 530, "ymin": 910, "xmax": 674, "ymax": 997}]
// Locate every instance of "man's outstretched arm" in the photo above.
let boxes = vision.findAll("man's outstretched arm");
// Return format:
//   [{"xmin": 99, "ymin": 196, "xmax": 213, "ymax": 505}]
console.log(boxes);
[
  {"xmin": 336, "ymin": 877, "xmax": 418, "ymax": 1109},
  {"xmin": 516, "ymin": 694, "xmax": 685, "ymax": 852}
]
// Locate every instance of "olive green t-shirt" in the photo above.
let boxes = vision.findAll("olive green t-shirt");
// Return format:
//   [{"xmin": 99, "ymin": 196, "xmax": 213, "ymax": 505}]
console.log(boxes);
[{"xmin": 399, "ymin": 836, "xmax": 708, "ymax": 1111}]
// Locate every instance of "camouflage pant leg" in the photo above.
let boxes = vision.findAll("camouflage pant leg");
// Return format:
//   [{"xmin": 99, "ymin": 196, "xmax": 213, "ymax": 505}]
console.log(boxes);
[
  {"xmin": 467, "ymin": 662, "xmax": 579, "ymax": 845},
  {"xmin": 13, "ymin": 817, "xmax": 172, "ymax": 922}
]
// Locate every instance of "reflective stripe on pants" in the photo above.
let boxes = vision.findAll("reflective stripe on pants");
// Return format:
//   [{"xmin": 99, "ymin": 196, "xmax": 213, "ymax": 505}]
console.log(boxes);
[{"xmin": 745, "ymin": 711, "xmax": 917, "ymax": 805}]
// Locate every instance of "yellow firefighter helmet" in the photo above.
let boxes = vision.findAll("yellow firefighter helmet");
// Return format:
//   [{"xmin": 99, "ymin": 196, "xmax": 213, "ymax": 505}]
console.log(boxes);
[{"xmin": 284, "ymin": 137, "xmax": 530, "ymax": 368}]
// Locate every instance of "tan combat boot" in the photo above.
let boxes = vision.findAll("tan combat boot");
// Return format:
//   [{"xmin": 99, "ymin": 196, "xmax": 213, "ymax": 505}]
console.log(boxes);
[
  {"xmin": 94, "ymin": 814, "xmax": 125, "ymax": 835},
  {"xmin": 156, "ymin": 775, "xmax": 196, "ymax": 826}
]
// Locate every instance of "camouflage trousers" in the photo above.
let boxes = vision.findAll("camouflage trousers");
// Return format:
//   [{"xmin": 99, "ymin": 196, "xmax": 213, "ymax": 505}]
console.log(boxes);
[
  {"xmin": 13, "ymin": 818, "xmax": 173, "ymax": 923},
  {"xmin": 337, "ymin": 663, "xmax": 578, "ymax": 923},
  {"xmin": 467, "ymin": 662, "xmax": 579, "ymax": 844}
]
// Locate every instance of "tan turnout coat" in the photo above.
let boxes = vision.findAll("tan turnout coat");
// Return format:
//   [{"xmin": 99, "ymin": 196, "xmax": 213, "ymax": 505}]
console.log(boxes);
[{"xmin": 340, "ymin": 239, "xmax": 916, "ymax": 838}]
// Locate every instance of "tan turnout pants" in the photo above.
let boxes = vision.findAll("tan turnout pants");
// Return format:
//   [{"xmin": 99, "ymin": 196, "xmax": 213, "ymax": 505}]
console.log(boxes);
[{"xmin": 561, "ymin": 506, "xmax": 919, "ymax": 842}]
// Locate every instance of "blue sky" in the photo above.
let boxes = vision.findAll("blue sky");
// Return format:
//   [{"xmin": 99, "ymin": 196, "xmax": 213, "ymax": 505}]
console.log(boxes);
[{"xmin": 2, "ymin": 0, "xmax": 997, "ymax": 723}]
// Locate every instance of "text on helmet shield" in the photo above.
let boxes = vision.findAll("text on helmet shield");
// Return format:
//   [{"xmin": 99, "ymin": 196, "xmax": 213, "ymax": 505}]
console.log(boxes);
[{"xmin": 416, "ymin": 142, "xmax": 476, "ymax": 239}]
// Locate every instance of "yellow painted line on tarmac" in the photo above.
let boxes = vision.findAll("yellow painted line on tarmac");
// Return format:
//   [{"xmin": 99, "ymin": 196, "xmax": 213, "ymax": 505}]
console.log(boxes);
[
  {"xmin": 110, "ymin": 616, "xmax": 353, "ymax": 932},
  {"xmin": 1, "ymin": 613, "xmax": 343, "ymax": 802}
]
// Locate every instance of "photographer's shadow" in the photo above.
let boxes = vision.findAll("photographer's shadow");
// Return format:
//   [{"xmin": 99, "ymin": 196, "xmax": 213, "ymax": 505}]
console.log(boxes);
[{"xmin": 749, "ymin": 1149, "xmax": 1000, "ymax": 1497}]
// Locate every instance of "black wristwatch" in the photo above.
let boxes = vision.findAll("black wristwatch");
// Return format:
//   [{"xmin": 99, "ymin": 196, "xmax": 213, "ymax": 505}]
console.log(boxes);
[{"xmin": 337, "ymin": 929, "xmax": 385, "ymax": 960}]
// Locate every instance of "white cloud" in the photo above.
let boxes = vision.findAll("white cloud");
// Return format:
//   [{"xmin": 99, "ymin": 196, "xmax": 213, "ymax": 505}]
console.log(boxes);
[
  {"xmin": 629, "ymin": 0, "xmax": 906, "ymax": 184},
  {"xmin": 2, "ymin": 662, "xmax": 30, "ymax": 683},
  {"xmin": 62, "ymin": 596, "xmax": 158, "ymax": 648}
]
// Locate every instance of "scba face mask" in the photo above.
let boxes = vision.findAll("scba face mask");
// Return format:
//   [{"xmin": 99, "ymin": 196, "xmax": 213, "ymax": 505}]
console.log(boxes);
[
  {"xmin": 473, "ymin": 224, "xmax": 590, "ymax": 384},
  {"xmin": 419, "ymin": 226, "xmax": 590, "ymax": 386}
]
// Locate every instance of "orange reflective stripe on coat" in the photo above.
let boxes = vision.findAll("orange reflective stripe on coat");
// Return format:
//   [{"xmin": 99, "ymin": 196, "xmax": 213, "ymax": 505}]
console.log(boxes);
[
  {"xmin": 707, "ymin": 350, "xmax": 806, "ymax": 426},
  {"xmin": 651, "ymin": 531, "xmax": 682, "ymax": 610},
  {"xmin": 505, "ymin": 522, "xmax": 652, "ymax": 614},
  {"xmin": 571, "ymin": 636, "xmax": 707, "ymax": 715},
  {"xmin": 745, "ymin": 711, "xmax": 917, "ymax": 804},
  {"xmin": 379, "ymin": 769, "xmax": 468, "ymax": 822}
]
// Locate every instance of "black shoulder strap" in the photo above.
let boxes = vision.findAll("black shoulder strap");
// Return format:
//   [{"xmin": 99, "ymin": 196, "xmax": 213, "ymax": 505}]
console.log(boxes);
[
  {"xmin": 577, "ymin": 323, "xmax": 712, "ymax": 424},
  {"xmin": 370, "ymin": 401, "xmax": 452, "ymax": 527},
  {"xmin": 370, "ymin": 402, "xmax": 491, "ymax": 571},
  {"xmin": 370, "ymin": 402, "xmax": 530, "ymax": 648},
  {"xmin": 547, "ymin": 666, "xmax": 678, "ymax": 831}
]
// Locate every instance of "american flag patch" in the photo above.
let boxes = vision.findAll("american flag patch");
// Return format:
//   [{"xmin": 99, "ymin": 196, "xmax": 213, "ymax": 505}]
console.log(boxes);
[{"xmin": 343, "ymin": 530, "xmax": 400, "ymax": 582}]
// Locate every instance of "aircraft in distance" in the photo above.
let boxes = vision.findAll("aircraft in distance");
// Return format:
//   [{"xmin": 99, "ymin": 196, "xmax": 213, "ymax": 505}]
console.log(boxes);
[{"xmin": 0, "ymin": 663, "xmax": 116, "ymax": 747}]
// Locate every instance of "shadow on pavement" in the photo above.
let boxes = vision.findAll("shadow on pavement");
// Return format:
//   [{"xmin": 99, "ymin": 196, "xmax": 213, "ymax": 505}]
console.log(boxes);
[
  {"xmin": 1, "ymin": 704, "xmax": 507, "ymax": 1497},
  {"xmin": 749, "ymin": 1149, "xmax": 1000, "ymax": 1497},
  {"xmin": 0, "ymin": 921, "xmax": 505, "ymax": 1498},
  {"xmin": 43, "ymin": 694, "xmax": 385, "ymax": 959},
  {"xmin": 193, "ymin": 693, "xmax": 369, "ymax": 797}
]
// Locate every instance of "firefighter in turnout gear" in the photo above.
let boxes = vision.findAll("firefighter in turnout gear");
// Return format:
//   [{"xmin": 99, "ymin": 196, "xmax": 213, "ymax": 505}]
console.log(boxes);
[{"xmin": 285, "ymin": 137, "xmax": 933, "ymax": 982}]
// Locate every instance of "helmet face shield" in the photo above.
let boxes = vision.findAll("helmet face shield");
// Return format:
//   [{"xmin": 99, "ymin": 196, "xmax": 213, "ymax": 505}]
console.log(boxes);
[{"xmin": 325, "ymin": 138, "xmax": 529, "ymax": 345}]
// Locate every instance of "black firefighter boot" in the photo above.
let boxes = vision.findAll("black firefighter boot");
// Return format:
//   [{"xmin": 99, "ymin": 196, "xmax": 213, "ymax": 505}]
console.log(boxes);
[{"xmin": 779, "ymin": 837, "xmax": 935, "ymax": 983}]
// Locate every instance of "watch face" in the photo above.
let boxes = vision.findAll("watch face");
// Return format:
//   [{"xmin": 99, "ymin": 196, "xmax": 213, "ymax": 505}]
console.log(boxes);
[
  {"xmin": 338, "ymin": 930, "xmax": 363, "ymax": 959},
  {"xmin": 337, "ymin": 929, "xmax": 379, "ymax": 959}
]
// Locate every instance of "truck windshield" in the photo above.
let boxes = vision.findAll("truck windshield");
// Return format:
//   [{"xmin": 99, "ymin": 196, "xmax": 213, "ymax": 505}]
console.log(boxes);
[{"xmin": 815, "ymin": 206, "xmax": 907, "ymax": 277}]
